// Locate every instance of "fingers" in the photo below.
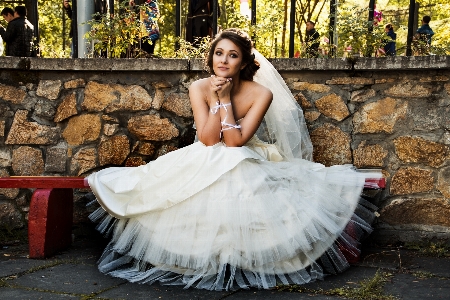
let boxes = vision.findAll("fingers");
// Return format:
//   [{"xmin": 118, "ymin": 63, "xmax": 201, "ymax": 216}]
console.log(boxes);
[{"xmin": 210, "ymin": 75, "xmax": 232, "ymax": 90}]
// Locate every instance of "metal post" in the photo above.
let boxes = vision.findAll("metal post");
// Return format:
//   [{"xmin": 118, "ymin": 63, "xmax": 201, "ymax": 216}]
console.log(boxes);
[
  {"xmin": 175, "ymin": 0, "xmax": 180, "ymax": 51},
  {"xmin": 329, "ymin": 0, "xmax": 336, "ymax": 58},
  {"xmin": 109, "ymin": 0, "xmax": 114, "ymax": 15},
  {"xmin": 251, "ymin": 0, "xmax": 256, "ymax": 26},
  {"xmin": 77, "ymin": 0, "xmax": 94, "ymax": 57},
  {"xmin": 30, "ymin": 0, "xmax": 39, "ymax": 56},
  {"xmin": 406, "ymin": 0, "xmax": 415, "ymax": 56},
  {"xmin": 72, "ymin": 0, "xmax": 78, "ymax": 58},
  {"xmin": 212, "ymin": 0, "xmax": 218, "ymax": 36},
  {"xmin": 288, "ymin": 0, "xmax": 295, "ymax": 57},
  {"xmin": 63, "ymin": 2, "xmax": 66, "ymax": 51},
  {"xmin": 366, "ymin": 0, "xmax": 375, "ymax": 57}
]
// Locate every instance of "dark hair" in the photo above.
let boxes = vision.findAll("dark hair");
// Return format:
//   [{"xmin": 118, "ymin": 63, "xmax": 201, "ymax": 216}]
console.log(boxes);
[
  {"xmin": 1, "ymin": 7, "xmax": 14, "ymax": 16},
  {"xmin": 385, "ymin": 23, "xmax": 393, "ymax": 30},
  {"xmin": 422, "ymin": 15, "xmax": 431, "ymax": 23},
  {"xmin": 206, "ymin": 28, "xmax": 260, "ymax": 81},
  {"xmin": 306, "ymin": 20, "xmax": 315, "ymax": 26},
  {"xmin": 14, "ymin": 6, "xmax": 27, "ymax": 17}
]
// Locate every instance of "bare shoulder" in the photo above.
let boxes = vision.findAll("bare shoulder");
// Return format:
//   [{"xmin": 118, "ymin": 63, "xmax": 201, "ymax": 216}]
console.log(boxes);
[
  {"xmin": 189, "ymin": 77, "xmax": 210, "ymax": 92},
  {"xmin": 247, "ymin": 81, "xmax": 273, "ymax": 104}
]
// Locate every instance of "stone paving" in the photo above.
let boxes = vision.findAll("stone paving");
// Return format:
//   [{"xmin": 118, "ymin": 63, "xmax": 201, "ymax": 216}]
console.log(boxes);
[{"xmin": 1, "ymin": 226, "xmax": 449, "ymax": 300}]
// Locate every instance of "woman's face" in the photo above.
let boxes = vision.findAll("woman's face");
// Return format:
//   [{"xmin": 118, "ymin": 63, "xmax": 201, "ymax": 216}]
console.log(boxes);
[{"xmin": 212, "ymin": 38, "xmax": 245, "ymax": 78}]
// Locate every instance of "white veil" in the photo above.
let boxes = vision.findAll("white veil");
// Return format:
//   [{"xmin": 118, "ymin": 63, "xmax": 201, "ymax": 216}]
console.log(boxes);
[{"xmin": 253, "ymin": 49, "xmax": 313, "ymax": 161}]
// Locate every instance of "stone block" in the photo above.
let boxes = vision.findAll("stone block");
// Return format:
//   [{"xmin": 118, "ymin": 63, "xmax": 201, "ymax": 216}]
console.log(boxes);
[
  {"xmin": 162, "ymin": 93, "xmax": 193, "ymax": 117},
  {"xmin": 12, "ymin": 146, "xmax": 44, "ymax": 176},
  {"xmin": 103, "ymin": 123, "xmax": 119, "ymax": 136},
  {"xmin": 0, "ymin": 200, "xmax": 24, "ymax": 229},
  {"xmin": 0, "ymin": 84, "xmax": 27, "ymax": 104},
  {"xmin": 353, "ymin": 97, "xmax": 407, "ymax": 134},
  {"xmin": 0, "ymin": 169, "xmax": 19, "ymax": 199},
  {"xmin": 152, "ymin": 89, "xmax": 165, "ymax": 110},
  {"xmin": 393, "ymin": 136, "xmax": 449, "ymax": 168},
  {"xmin": 380, "ymin": 198, "xmax": 450, "ymax": 227},
  {"xmin": 304, "ymin": 111, "xmax": 321, "ymax": 122},
  {"xmin": 294, "ymin": 92, "xmax": 312, "ymax": 109},
  {"xmin": 54, "ymin": 93, "xmax": 78, "ymax": 122},
  {"xmin": 64, "ymin": 78, "xmax": 85, "ymax": 89},
  {"xmin": 350, "ymin": 89, "xmax": 376, "ymax": 102},
  {"xmin": 0, "ymin": 149, "xmax": 11, "ymax": 167},
  {"xmin": 98, "ymin": 135, "xmax": 130, "ymax": 166},
  {"xmin": 353, "ymin": 141, "xmax": 387, "ymax": 168},
  {"xmin": 310, "ymin": 123, "xmax": 352, "ymax": 166},
  {"xmin": 292, "ymin": 82, "xmax": 330, "ymax": 93},
  {"xmin": 128, "ymin": 115, "xmax": 179, "ymax": 141},
  {"xmin": 390, "ymin": 167, "xmax": 434, "ymax": 195},
  {"xmin": 326, "ymin": 77, "xmax": 374, "ymax": 85},
  {"xmin": 385, "ymin": 82, "xmax": 431, "ymax": 98},
  {"xmin": 36, "ymin": 80, "xmax": 62, "ymax": 100},
  {"xmin": 62, "ymin": 114, "xmax": 101, "ymax": 146},
  {"xmin": 70, "ymin": 147, "xmax": 97, "ymax": 176},
  {"xmin": 82, "ymin": 82, "xmax": 152, "ymax": 113},
  {"xmin": 45, "ymin": 147, "xmax": 67, "ymax": 173},
  {"xmin": 315, "ymin": 93, "xmax": 349, "ymax": 121},
  {"xmin": 125, "ymin": 156, "xmax": 147, "ymax": 167},
  {"xmin": 437, "ymin": 166, "xmax": 450, "ymax": 198},
  {"xmin": 6, "ymin": 110, "xmax": 60, "ymax": 145}
]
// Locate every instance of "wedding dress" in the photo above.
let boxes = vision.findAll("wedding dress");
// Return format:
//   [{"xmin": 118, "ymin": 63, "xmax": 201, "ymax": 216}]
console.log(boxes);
[{"xmin": 87, "ymin": 50, "xmax": 381, "ymax": 290}]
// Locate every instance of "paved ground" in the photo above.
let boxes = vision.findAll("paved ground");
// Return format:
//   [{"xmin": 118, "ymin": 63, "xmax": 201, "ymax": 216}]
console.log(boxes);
[{"xmin": 1, "ymin": 225, "xmax": 449, "ymax": 300}]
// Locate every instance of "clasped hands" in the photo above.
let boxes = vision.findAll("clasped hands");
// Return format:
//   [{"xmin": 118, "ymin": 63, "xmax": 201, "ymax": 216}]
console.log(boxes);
[{"xmin": 209, "ymin": 75, "xmax": 232, "ymax": 105}]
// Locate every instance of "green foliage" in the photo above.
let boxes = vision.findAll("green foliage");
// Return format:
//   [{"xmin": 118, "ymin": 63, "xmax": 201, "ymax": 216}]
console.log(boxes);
[
  {"xmin": 84, "ymin": 3, "xmax": 142, "ymax": 58},
  {"xmin": 37, "ymin": 0, "xmax": 70, "ymax": 57},
  {"xmin": 26, "ymin": 0, "xmax": 450, "ymax": 58},
  {"xmin": 174, "ymin": 36, "xmax": 210, "ymax": 59},
  {"xmin": 335, "ymin": 5, "xmax": 387, "ymax": 57}
]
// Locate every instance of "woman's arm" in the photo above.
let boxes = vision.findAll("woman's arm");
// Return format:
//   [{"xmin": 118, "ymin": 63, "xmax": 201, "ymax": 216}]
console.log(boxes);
[
  {"xmin": 220, "ymin": 85, "xmax": 272, "ymax": 147},
  {"xmin": 189, "ymin": 79, "xmax": 222, "ymax": 146}
]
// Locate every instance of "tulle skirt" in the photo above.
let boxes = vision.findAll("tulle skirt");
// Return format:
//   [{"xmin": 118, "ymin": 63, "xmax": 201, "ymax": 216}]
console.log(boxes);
[{"xmin": 88, "ymin": 136, "xmax": 379, "ymax": 290}]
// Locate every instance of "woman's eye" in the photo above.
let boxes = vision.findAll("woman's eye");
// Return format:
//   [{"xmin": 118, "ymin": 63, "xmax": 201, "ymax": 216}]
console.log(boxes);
[
  {"xmin": 230, "ymin": 54, "xmax": 238, "ymax": 58},
  {"xmin": 215, "ymin": 51, "xmax": 222, "ymax": 56}
]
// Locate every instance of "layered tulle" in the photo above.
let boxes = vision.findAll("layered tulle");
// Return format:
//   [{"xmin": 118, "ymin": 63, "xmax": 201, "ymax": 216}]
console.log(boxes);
[{"xmin": 88, "ymin": 136, "xmax": 380, "ymax": 290}]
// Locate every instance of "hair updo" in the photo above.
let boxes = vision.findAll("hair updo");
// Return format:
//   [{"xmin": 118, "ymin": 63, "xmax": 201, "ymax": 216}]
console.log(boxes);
[{"xmin": 206, "ymin": 28, "xmax": 260, "ymax": 81}]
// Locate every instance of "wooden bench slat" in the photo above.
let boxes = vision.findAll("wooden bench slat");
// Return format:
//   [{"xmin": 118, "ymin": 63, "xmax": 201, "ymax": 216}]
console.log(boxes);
[
  {"xmin": 0, "ymin": 176, "xmax": 385, "ymax": 189},
  {"xmin": 0, "ymin": 177, "xmax": 87, "ymax": 188}
]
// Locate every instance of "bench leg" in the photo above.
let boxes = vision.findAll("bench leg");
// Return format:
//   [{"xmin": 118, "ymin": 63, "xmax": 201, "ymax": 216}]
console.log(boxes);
[{"xmin": 28, "ymin": 188, "xmax": 73, "ymax": 259}]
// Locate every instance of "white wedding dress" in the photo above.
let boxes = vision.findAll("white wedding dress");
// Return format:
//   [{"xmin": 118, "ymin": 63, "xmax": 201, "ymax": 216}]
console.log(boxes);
[{"xmin": 87, "ymin": 51, "xmax": 381, "ymax": 290}]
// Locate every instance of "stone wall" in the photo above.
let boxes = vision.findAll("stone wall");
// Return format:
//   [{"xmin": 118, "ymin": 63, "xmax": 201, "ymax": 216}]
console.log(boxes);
[{"xmin": 0, "ymin": 55, "xmax": 449, "ymax": 246}]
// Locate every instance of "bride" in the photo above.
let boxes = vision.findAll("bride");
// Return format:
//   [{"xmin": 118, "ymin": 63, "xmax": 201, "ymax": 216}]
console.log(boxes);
[{"xmin": 87, "ymin": 28, "xmax": 380, "ymax": 290}]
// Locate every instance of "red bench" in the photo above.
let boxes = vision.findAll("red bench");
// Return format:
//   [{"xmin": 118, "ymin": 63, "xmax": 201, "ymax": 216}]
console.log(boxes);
[
  {"xmin": 0, "ymin": 177, "xmax": 88, "ymax": 259},
  {"xmin": 0, "ymin": 175, "xmax": 385, "ymax": 259}
]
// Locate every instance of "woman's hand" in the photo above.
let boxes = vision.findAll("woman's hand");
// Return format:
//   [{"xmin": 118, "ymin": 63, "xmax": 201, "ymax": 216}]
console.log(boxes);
[{"xmin": 209, "ymin": 75, "xmax": 232, "ymax": 104}]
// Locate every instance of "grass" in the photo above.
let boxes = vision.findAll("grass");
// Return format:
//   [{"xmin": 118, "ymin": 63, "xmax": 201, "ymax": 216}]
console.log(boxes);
[
  {"xmin": 404, "ymin": 242, "xmax": 450, "ymax": 258},
  {"xmin": 277, "ymin": 270, "xmax": 398, "ymax": 300}
]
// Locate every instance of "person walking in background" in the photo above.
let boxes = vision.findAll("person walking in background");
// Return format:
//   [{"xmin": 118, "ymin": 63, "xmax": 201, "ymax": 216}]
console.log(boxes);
[
  {"xmin": 1, "ymin": 7, "xmax": 14, "ymax": 23},
  {"xmin": 130, "ymin": 0, "xmax": 160, "ymax": 55},
  {"xmin": 0, "ymin": 7, "xmax": 14, "ymax": 56},
  {"xmin": 383, "ymin": 23, "xmax": 396, "ymax": 56},
  {"xmin": 413, "ymin": 15, "xmax": 434, "ymax": 55},
  {"xmin": 186, "ymin": 0, "xmax": 215, "ymax": 47},
  {"xmin": 416, "ymin": 15, "xmax": 434, "ymax": 46},
  {"xmin": 0, "ymin": 6, "xmax": 34, "ymax": 57},
  {"xmin": 305, "ymin": 20, "xmax": 320, "ymax": 58}
]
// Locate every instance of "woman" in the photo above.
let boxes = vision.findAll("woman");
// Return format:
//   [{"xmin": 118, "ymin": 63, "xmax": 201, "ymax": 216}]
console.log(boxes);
[
  {"xmin": 383, "ymin": 24, "xmax": 396, "ymax": 56},
  {"xmin": 88, "ymin": 28, "xmax": 380, "ymax": 290}
]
